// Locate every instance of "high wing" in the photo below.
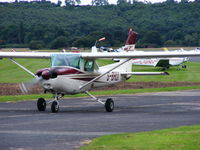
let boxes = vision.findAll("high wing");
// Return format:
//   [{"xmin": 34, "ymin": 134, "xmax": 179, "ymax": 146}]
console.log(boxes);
[
  {"xmin": 0, "ymin": 52, "xmax": 52, "ymax": 59},
  {"xmin": 0, "ymin": 51, "xmax": 200, "ymax": 59}
]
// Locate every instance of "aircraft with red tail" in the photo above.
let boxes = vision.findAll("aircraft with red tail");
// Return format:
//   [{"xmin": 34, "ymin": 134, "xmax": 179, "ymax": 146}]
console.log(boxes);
[{"xmin": 114, "ymin": 28, "xmax": 199, "ymax": 70}]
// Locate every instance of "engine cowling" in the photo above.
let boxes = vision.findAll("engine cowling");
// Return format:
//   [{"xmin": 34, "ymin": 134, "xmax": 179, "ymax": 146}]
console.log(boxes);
[
  {"xmin": 36, "ymin": 67, "xmax": 82, "ymax": 80},
  {"xmin": 36, "ymin": 68, "xmax": 49, "ymax": 77},
  {"xmin": 41, "ymin": 70, "xmax": 51, "ymax": 80},
  {"xmin": 36, "ymin": 68, "xmax": 58, "ymax": 80}
]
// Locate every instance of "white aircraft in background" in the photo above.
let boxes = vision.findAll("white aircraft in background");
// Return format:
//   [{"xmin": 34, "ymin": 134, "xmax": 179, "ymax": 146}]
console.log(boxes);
[
  {"xmin": 111, "ymin": 28, "xmax": 198, "ymax": 70},
  {"xmin": 0, "ymin": 40, "xmax": 200, "ymax": 113},
  {"xmin": 131, "ymin": 48, "xmax": 191, "ymax": 70}
]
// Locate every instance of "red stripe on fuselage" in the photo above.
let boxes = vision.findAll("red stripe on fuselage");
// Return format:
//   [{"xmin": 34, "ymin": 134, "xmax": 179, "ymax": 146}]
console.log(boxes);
[{"xmin": 51, "ymin": 67, "xmax": 83, "ymax": 76}]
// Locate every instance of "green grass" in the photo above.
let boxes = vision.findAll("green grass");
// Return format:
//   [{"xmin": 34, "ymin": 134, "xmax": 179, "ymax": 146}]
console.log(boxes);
[
  {"xmin": 0, "ymin": 57, "xmax": 200, "ymax": 102},
  {"xmin": 130, "ymin": 62, "xmax": 200, "ymax": 82},
  {"xmin": 0, "ymin": 58, "xmax": 200, "ymax": 83},
  {"xmin": 1, "ymin": 85, "xmax": 200, "ymax": 102},
  {"xmin": 79, "ymin": 125, "xmax": 200, "ymax": 150},
  {"xmin": 0, "ymin": 58, "xmax": 50, "ymax": 83}
]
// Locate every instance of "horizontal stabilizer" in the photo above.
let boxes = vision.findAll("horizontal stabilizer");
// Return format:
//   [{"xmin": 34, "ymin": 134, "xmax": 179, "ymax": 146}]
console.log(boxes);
[{"xmin": 156, "ymin": 59, "xmax": 170, "ymax": 68}]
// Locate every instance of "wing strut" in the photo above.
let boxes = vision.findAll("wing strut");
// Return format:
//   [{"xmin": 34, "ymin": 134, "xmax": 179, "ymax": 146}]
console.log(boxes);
[
  {"xmin": 79, "ymin": 58, "xmax": 132, "ymax": 90},
  {"xmin": 9, "ymin": 58, "xmax": 36, "ymax": 77}
]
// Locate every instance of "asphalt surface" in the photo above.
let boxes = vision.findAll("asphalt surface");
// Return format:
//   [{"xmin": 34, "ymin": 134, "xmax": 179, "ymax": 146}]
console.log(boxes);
[
  {"xmin": 1, "ymin": 90, "xmax": 200, "ymax": 150},
  {"xmin": 189, "ymin": 56, "xmax": 200, "ymax": 62}
]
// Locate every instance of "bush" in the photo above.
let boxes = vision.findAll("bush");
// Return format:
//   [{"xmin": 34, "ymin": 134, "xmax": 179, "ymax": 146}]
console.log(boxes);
[
  {"xmin": 29, "ymin": 40, "xmax": 45, "ymax": 50},
  {"xmin": 50, "ymin": 36, "xmax": 68, "ymax": 49}
]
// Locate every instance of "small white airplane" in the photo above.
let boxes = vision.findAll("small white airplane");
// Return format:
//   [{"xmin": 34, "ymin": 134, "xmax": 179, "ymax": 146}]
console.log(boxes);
[
  {"xmin": 131, "ymin": 48, "xmax": 190, "ymax": 70},
  {"xmin": 112, "ymin": 28, "xmax": 198, "ymax": 70},
  {"xmin": 0, "ymin": 40, "xmax": 200, "ymax": 113}
]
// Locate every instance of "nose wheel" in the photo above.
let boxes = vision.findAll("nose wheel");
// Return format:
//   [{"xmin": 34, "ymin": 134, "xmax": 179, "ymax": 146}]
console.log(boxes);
[
  {"xmin": 37, "ymin": 94, "xmax": 62, "ymax": 113},
  {"xmin": 37, "ymin": 98, "xmax": 46, "ymax": 111}
]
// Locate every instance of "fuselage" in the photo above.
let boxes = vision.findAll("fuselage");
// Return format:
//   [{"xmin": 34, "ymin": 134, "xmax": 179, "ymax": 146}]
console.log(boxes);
[
  {"xmin": 40, "ymin": 65, "xmax": 128, "ymax": 95},
  {"xmin": 36, "ymin": 53, "xmax": 132, "ymax": 95},
  {"xmin": 132, "ymin": 57, "xmax": 186, "ymax": 67}
]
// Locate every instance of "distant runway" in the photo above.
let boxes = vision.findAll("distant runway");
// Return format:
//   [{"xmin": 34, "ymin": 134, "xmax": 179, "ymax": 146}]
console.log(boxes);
[{"xmin": 0, "ymin": 90, "xmax": 200, "ymax": 150}]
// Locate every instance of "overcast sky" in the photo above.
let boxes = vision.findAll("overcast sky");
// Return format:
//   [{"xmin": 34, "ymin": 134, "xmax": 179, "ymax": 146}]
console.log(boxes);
[{"xmin": 0, "ymin": 0, "xmax": 170, "ymax": 5}]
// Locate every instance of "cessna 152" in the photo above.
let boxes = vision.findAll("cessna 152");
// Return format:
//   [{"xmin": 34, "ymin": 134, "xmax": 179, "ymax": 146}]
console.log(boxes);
[
  {"xmin": 113, "ymin": 28, "xmax": 198, "ymax": 70},
  {"xmin": 0, "ymin": 39, "xmax": 200, "ymax": 113}
]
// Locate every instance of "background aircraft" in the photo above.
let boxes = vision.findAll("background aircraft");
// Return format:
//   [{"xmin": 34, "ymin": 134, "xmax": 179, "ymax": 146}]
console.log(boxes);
[{"xmin": 107, "ymin": 29, "xmax": 198, "ymax": 70}]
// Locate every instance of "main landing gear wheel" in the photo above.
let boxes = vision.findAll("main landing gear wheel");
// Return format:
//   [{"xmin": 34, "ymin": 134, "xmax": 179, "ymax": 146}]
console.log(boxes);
[
  {"xmin": 51, "ymin": 101, "xmax": 59, "ymax": 113},
  {"xmin": 105, "ymin": 98, "xmax": 114, "ymax": 112},
  {"xmin": 37, "ymin": 98, "xmax": 46, "ymax": 111},
  {"xmin": 182, "ymin": 65, "xmax": 187, "ymax": 68}
]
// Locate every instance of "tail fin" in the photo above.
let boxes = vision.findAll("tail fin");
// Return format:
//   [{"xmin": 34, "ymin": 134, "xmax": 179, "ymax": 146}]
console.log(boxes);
[
  {"xmin": 92, "ymin": 37, "xmax": 106, "ymax": 53},
  {"xmin": 124, "ymin": 28, "xmax": 138, "ymax": 51},
  {"xmin": 91, "ymin": 46, "xmax": 98, "ymax": 53}
]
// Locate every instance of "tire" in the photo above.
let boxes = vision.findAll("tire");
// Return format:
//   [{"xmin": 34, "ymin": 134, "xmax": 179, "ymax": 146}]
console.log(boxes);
[
  {"xmin": 105, "ymin": 98, "xmax": 114, "ymax": 112},
  {"xmin": 51, "ymin": 101, "xmax": 59, "ymax": 113},
  {"xmin": 37, "ymin": 98, "xmax": 46, "ymax": 111},
  {"xmin": 182, "ymin": 65, "xmax": 187, "ymax": 68}
]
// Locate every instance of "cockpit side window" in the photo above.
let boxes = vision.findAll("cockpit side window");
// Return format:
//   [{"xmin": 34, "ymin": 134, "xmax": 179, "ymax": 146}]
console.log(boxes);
[{"xmin": 84, "ymin": 60, "xmax": 94, "ymax": 72}]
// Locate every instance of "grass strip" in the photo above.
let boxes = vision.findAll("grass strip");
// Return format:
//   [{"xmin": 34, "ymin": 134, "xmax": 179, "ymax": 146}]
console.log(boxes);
[
  {"xmin": 79, "ymin": 125, "xmax": 200, "ymax": 150},
  {"xmin": 1, "ymin": 85, "xmax": 200, "ymax": 102}
]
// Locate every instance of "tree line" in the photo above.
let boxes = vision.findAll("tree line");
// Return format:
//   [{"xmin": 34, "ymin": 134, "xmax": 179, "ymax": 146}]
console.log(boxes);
[{"xmin": 0, "ymin": 1, "xmax": 200, "ymax": 49}]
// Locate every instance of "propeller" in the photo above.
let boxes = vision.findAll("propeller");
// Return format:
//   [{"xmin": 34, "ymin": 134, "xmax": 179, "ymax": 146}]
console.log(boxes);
[
  {"xmin": 18, "ymin": 68, "xmax": 60, "ymax": 94},
  {"xmin": 19, "ymin": 77, "xmax": 43, "ymax": 94}
]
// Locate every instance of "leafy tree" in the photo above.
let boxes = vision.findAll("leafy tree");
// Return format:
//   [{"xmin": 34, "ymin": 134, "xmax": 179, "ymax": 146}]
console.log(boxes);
[
  {"xmin": 2, "ymin": 25, "xmax": 19, "ymax": 44},
  {"xmin": 142, "ymin": 31, "xmax": 163, "ymax": 47},
  {"xmin": 57, "ymin": 0, "xmax": 62, "ymax": 6},
  {"xmin": 0, "ymin": 1, "xmax": 200, "ymax": 48},
  {"xmin": 65, "ymin": 0, "xmax": 80, "ymax": 6},
  {"xmin": 164, "ymin": 40, "xmax": 177, "ymax": 46},
  {"xmin": 117, "ymin": 0, "xmax": 128, "ymax": 4},
  {"xmin": 92, "ymin": 0, "xmax": 109, "ymax": 5},
  {"xmin": 75, "ymin": 0, "xmax": 81, "ymax": 5},
  {"xmin": 180, "ymin": 0, "xmax": 188, "ymax": 3},
  {"xmin": 29, "ymin": 40, "xmax": 44, "ymax": 50},
  {"xmin": 166, "ymin": 0, "xmax": 176, "ymax": 3},
  {"xmin": 65, "ymin": 0, "xmax": 75, "ymax": 6},
  {"xmin": 50, "ymin": 36, "xmax": 68, "ymax": 49},
  {"xmin": 18, "ymin": 22, "xmax": 25, "ymax": 44}
]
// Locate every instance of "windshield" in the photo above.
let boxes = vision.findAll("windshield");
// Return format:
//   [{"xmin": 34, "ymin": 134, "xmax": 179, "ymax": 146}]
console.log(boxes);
[{"xmin": 51, "ymin": 54, "xmax": 81, "ymax": 69}]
